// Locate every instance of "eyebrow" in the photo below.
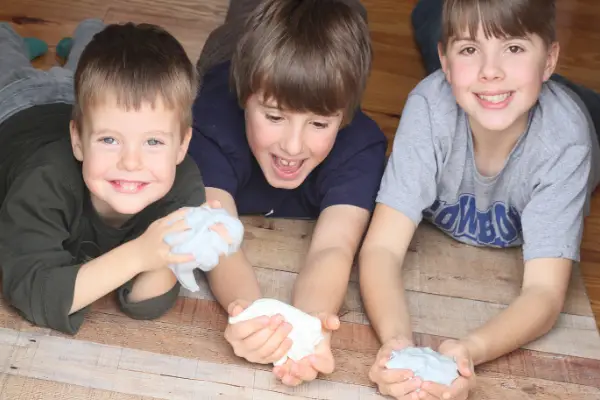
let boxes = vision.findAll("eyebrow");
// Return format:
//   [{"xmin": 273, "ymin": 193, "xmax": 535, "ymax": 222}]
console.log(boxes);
[{"xmin": 91, "ymin": 129, "xmax": 173, "ymax": 136}]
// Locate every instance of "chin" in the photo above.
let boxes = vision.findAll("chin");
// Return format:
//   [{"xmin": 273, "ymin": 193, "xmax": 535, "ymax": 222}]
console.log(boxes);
[
  {"xmin": 265, "ymin": 175, "xmax": 304, "ymax": 190},
  {"xmin": 106, "ymin": 200, "xmax": 151, "ymax": 216}
]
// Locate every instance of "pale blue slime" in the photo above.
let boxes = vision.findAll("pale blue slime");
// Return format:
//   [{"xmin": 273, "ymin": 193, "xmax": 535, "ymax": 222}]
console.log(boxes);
[
  {"xmin": 163, "ymin": 205, "xmax": 244, "ymax": 292},
  {"xmin": 386, "ymin": 347, "xmax": 459, "ymax": 386}
]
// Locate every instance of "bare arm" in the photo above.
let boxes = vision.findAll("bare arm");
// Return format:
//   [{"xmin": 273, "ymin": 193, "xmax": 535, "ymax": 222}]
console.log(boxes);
[
  {"xmin": 359, "ymin": 203, "xmax": 417, "ymax": 344},
  {"xmin": 291, "ymin": 205, "xmax": 370, "ymax": 316},
  {"xmin": 461, "ymin": 257, "xmax": 572, "ymax": 365},
  {"xmin": 204, "ymin": 187, "xmax": 262, "ymax": 308},
  {"xmin": 69, "ymin": 240, "xmax": 145, "ymax": 313}
]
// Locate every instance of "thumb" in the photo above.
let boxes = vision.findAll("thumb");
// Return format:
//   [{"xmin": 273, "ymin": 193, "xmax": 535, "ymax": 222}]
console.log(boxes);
[
  {"xmin": 227, "ymin": 299, "xmax": 250, "ymax": 316},
  {"xmin": 317, "ymin": 313, "xmax": 340, "ymax": 332},
  {"xmin": 457, "ymin": 357, "xmax": 473, "ymax": 377},
  {"xmin": 207, "ymin": 200, "xmax": 222, "ymax": 208}
]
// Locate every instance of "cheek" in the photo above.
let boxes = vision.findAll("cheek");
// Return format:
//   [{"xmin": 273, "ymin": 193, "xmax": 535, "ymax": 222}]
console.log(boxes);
[
  {"xmin": 307, "ymin": 129, "xmax": 338, "ymax": 159},
  {"xmin": 246, "ymin": 114, "xmax": 280, "ymax": 152},
  {"xmin": 448, "ymin": 60, "xmax": 477, "ymax": 89},
  {"xmin": 82, "ymin": 150, "xmax": 113, "ymax": 178}
]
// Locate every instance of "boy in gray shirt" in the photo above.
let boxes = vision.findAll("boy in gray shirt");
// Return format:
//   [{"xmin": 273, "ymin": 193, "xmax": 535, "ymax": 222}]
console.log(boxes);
[{"xmin": 360, "ymin": 1, "xmax": 600, "ymax": 399}]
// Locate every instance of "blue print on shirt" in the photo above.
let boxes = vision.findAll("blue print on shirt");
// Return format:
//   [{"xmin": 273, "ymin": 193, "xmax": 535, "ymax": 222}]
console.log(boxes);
[{"xmin": 423, "ymin": 194, "xmax": 522, "ymax": 247}]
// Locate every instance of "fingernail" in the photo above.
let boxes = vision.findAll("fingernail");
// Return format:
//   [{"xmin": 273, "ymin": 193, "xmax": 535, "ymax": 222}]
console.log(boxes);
[{"xmin": 443, "ymin": 393, "xmax": 451, "ymax": 399}]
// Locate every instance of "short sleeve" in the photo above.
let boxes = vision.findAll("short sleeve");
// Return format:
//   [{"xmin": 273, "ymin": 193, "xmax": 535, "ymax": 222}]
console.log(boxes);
[
  {"xmin": 319, "ymin": 140, "xmax": 386, "ymax": 212},
  {"xmin": 521, "ymin": 144, "xmax": 592, "ymax": 262},
  {"xmin": 188, "ymin": 126, "xmax": 239, "ymax": 197},
  {"xmin": 0, "ymin": 164, "xmax": 86, "ymax": 334},
  {"xmin": 376, "ymin": 94, "xmax": 439, "ymax": 224}
]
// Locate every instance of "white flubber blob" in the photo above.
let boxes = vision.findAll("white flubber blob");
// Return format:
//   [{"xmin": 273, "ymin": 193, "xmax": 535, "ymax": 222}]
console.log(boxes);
[
  {"xmin": 163, "ymin": 205, "xmax": 244, "ymax": 292},
  {"xmin": 228, "ymin": 298, "xmax": 325, "ymax": 366},
  {"xmin": 386, "ymin": 347, "xmax": 459, "ymax": 386}
]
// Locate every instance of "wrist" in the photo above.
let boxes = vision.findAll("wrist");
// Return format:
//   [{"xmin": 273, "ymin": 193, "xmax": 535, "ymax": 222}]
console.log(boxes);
[
  {"xmin": 126, "ymin": 238, "xmax": 154, "ymax": 274},
  {"xmin": 377, "ymin": 323, "xmax": 414, "ymax": 346},
  {"xmin": 460, "ymin": 334, "xmax": 486, "ymax": 365}
]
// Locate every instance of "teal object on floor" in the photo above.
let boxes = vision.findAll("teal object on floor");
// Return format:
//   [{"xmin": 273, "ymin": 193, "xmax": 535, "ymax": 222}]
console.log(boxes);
[
  {"xmin": 56, "ymin": 37, "xmax": 73, "ymax": 60},
  {"xmin": 23, "ymin": 37, "xmax": 48, "ymax": 60}
]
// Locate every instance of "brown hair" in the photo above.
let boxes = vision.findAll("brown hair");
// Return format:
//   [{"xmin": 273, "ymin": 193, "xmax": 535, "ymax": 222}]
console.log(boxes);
[
  {"xmin": 231, "ymin": 0, "xmax": 372, "ymax": 125},
  {"xmin": 441, "ymin": 0, "xmax": 556, "ymax": 51},
  {"xmin": 72, "ymin": 23, "xmax": 197, "ymax": 134}
]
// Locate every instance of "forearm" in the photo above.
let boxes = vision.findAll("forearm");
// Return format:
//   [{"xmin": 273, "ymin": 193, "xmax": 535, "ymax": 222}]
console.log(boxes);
[
  {"xmin": 292, "ymin": 247, "xmax": 353, "ymax": 316},
  {"xmin": 462, "ymin": 287, "xmax": 563, "ymax": 365},
  {"xmin": 206, "ymin": 250, "xmax": 262, "ymax": 309},
  {"xmin": 70, "ymin": 240, "xmax": 144, "ymax": 314},
  {"xmin": 127, "ymin": 268, "xmax": 178, "ymax": 303},
  {"xmin": 359, "ymin": 248, "xmax": 413, "ymax": 344}
]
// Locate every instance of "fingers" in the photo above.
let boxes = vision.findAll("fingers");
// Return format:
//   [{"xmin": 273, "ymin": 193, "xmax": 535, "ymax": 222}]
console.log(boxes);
[
  {"xmin": 226, "ymin": 316, "xmax": 271, "ymax": 341},
  {"xmin": 379, "ymin": 377, "xmax": 422, "ymax": 399},
  {"xmin": 445, "ymin": 376, "xmax": 472, "ymax": 400},
  {"xmin": 250, "ymin": 320, "xmax": 293, "ymax": 361},
  {"xmin": 164, "ymin": 207, "xmax": 191, "ymax": 224},
  {"xmin": 243, "ymin": 317, "xmax": 290, "ymax": 354},
  {"xmin": 308, "ymin": 352, "xmax": 335, "ymax": 375},
  {"xmin": 379, "ymin": 369, "xmax": 414, "ymax": 384},
  {"xmin": 268, "ymin": 337, "xmax": 293, "ymax": 365},
  {"xmin": 420, "ymin": 381, "xmax": 447, "ymax": 399},
  {"xmin": 210, "ymin": 223, "xmax": 233, "ymax": 244},
  {"xmin": 205, "ymin": 200, "xmax": 222, "ymax": 208},
  {"xmin": 163, "ymin": 218, "xmax": 191, "ymax": 234}
]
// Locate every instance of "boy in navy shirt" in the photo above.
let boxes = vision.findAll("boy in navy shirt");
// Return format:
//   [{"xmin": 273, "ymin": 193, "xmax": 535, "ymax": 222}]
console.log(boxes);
[{"xmin": 189, "ymin": 0, "xmax": 387, "ymax": 386}]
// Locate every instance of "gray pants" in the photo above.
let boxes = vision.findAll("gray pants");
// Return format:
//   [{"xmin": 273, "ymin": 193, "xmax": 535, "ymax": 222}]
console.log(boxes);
[
  {"xmin": 0, "ymin": 19, "xmax": 105, "ymax": 126},
  {"xmin": 196, "ymin": 0, "xmax": 367, "ymax": 87}
]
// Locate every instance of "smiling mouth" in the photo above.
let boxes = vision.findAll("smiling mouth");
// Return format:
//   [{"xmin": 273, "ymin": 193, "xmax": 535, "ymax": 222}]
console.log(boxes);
[
  {"xmin": 271, "ymin": 155, "xmax": 305, "ymax": 176},
  {"xmin": 110, "ymin": 180, "xmax": 149, "ymax": 193},
  {"xmin": 475, "ymin": 92, "xmax": 514, "ymax": 104}
]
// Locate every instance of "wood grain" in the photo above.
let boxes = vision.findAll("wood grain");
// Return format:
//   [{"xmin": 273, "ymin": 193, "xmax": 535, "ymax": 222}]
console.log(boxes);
[
  {"xmin": 240, "ymin": 217, "xmax": 594, "ymax": 317},
  {"xmin": 1, "ymin": 0, "xmax": 600, "ymax": 398}
]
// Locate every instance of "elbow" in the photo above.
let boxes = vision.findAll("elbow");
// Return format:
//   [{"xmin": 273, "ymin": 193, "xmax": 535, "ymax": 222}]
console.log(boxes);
[
  {"xmin": 4, "ymin": 265, "xmax": 84, "ymax": 335},
  {"xmin": 523, "ymin": 286, "xmax": 565, "ymax": 335}
]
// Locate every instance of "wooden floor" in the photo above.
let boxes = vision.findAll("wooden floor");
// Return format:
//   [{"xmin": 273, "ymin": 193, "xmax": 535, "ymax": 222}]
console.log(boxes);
[{"xmin": 1, "ymin": 0, "xmax": 600, "ymax": 399}]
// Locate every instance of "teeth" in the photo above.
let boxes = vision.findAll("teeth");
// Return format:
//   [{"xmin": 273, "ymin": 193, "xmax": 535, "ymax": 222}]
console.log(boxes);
[
  {"xmin": 117, "ymin": 181, "xmax": 142, "ymax": 192},
  {"xmin": 278, "ymin": 158, "xmax": 297, "ymax": 167},
  {"xmin": 478, "ymin": 93, "xmax": 511, "ymax": 103}
]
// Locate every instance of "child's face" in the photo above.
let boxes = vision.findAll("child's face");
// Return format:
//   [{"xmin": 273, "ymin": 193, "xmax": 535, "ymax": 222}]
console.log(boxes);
[
  {"xmin": 439, "ymin": 25, "xmax": 559, "ymax": 136},
  {"xmin": 244, "ymin": 93, "xmax": 344, "ymax": 189},
  {"xmin": 70, "ymin": 96, "xmax": 191, "ymax": 223}
]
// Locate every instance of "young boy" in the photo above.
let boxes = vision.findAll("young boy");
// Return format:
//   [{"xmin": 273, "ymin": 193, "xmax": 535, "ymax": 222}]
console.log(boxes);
[
  {"xmin": 0, "ymin": 20, "xmax": 222, "ymax": 335},
  {"xmin": 360, "ymin": 0, "xmax": 600, "ymax": 399},
  {"xmin": 189, "ymin": 0, "xmax": 387, "ymax": 386}
]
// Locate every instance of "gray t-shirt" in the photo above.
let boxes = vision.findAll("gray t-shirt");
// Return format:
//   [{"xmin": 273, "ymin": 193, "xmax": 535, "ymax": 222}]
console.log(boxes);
[{"xmin": 377, "ymin": 70, "xmax": 600, "ymax": 262}]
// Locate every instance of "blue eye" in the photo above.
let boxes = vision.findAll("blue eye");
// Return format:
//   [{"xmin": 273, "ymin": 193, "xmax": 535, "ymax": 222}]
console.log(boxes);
[
  {"xmin": 100, "ymin": 137, "xmax": 116, "ymax": 144},
  {"xmin": 147, "ymin": 138, "xmax": 164, "ymax": 146}
]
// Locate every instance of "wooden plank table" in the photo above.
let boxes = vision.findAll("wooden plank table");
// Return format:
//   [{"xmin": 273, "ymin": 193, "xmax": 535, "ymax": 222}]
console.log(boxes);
[{"xmin": 1, "ymin": 0, "xmax": 600, "ymax": 398}]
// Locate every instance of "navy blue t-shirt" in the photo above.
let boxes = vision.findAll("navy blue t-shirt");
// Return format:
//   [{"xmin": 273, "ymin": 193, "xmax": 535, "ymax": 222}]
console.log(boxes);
[{"xmin": 189, "ymin": 61, "xmax": 387, "ymax": 219}]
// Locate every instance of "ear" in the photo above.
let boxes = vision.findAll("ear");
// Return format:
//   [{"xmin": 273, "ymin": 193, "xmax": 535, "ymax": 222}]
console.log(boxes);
[
  {"xmin": 176, "ymin": 126, "xmax": 192, "ymax": 164},
  {"xmin": 543, "ymin": 41, "xmax": 560, "ymax": 81},
  {"xmin": 438, "ymin": 42, "xmax": 451, "ymax": 84},
  {"xmin": 70, "ymin": 120, "xmax": 84, "ymax": 162}
]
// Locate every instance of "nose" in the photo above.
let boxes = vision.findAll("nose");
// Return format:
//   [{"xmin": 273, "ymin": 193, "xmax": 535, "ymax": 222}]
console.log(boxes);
[
  {"xmin": 479, "ymin": 53, "xmax": 504, "ymax": 82},
  {"xmin": 118, "ymin": 145, "xmax": 143, "ymax": 171},
  {"xmin": 280, "ymin": 124, "xmax": 304, "ymax": 156}
]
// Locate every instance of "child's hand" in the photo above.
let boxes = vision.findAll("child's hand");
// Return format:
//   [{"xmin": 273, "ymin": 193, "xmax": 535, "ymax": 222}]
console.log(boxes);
[
  {"xmin": 418, "ymin": 339, "xmax": 476, "ymax": 400},
  {"xmin": 272, "ymin": 313, "xmax": 340, "ymax": 386},
  {"xmin": 224, "ymin": 299, "xmax": 294, "ymax": 364},
  {"xmin": 135, "ymin": 207, "xmax": 196, "ymax": 272},
  {"xmin": 202, "ymin": 200, "xmax": 233, "ymax": 245},
  {"xmin": 369, "ymin": 336, "xmax": 422, "ymax": 399}
]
